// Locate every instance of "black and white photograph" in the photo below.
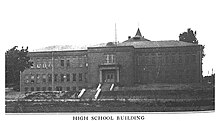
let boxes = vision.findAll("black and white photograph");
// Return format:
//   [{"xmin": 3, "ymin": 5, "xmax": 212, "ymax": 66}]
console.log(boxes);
[{"xmin": 1, "ymin": 0, "xmax": 219, "ymax": 121}]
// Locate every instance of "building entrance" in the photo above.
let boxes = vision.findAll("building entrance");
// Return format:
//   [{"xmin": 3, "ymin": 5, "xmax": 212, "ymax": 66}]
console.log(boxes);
[
  {"xmin": 104, "ymin": 71, "xmax": 115, "ymax": 83},
  {"xmin": 99, "ymin": 66, "xmax": 120, "ymax": 83}
]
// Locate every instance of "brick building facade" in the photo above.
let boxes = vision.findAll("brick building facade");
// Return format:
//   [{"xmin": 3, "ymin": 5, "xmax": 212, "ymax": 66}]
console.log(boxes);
[{"xmin": 20, "ymin": 28, "xmax": 203, "ymax": 92}]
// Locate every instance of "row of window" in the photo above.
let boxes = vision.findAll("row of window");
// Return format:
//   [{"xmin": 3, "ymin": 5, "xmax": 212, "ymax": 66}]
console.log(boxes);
[
  {"xmin": 24, "ymin": 73, "xmax": 87, "ymax": 84},
  {"xmin": 31, "ymin": 57, "xmax": 87, "ymax": 69},
  {"xmin": 139, "ymin": 69, "xmax": 197, "ymax": 80},
  {"xmin": 24, "ymin": 86, "xmax": 83, "ymax": 92},
  {"xmin": 104, "ymin": 54, "xmax": 116, "ymax": 64},
  {"xmin": 137, "ymin": 54, "xmax": 196, "ymax": 65}
]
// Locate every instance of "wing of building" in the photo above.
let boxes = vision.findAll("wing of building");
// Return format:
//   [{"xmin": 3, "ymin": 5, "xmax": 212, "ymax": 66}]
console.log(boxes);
[{"xmin": 20, "ymin": 28, "xmax": 203, "ymax": 92}]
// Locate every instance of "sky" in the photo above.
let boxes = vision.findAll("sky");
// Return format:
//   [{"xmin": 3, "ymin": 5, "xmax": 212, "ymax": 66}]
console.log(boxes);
[{"xmin": 1, "ymin": 0, "xmax": 219, "ymax": 76}]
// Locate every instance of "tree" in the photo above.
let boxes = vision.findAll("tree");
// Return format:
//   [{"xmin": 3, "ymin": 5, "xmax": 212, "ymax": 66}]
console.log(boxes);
[
  {"xmin": 179, "ymin": 28, "xmax": 198, "ymax": 44},
  {"xmin": 5, "ymin": 46, "xmax": 33, "ymax": 90},
  {"xmin": 179, "ymin": 28, "xmax": 205, "ymax": 58}
]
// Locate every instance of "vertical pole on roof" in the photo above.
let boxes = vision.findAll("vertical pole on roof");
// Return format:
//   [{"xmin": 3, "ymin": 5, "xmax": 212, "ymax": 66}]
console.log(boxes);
[
  {"xmin": 115, "ymin": 23, "xmax": 117, "ymax": 45},
  {"xmin": 52, "ymin": 51, "xmax": 54, "ymax": 91}
]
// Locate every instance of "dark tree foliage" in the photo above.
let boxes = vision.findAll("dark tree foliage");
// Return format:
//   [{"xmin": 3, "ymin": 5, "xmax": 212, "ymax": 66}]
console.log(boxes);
[
  {"xmin": 179, "ymin": 28, "xmax": 205, "ymax": 58},
  {"xmin": 5, "ymin": 46, "xmax": 33, "ymax": 90},
  {"xmin": 179, "ymin": 28, "xmax": 198, "ymax": 44}
]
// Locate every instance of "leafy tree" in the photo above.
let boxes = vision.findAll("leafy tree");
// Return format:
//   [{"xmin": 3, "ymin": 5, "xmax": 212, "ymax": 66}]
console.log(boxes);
[
  {"xmin": 5, "ymin": 46, "xmax": 33, "ymax": 90},
  {"xmin": 179, "ymin": 28, "xmax": 198, "ymax": 44},
  {"xmin": 179, "ymin": 28, "xmax": 205, "ymax": 58}
]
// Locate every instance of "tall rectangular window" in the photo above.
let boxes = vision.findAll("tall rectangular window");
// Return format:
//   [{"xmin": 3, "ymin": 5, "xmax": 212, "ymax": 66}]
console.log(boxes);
[
  {"xmin": 171, "ymin": 56, "xmax": 175, "ymax": 63},
  {"xmin": 36, "ymin": 87, "xmax": 40, "ymax": 91},
  {"xmin": 66, "ymin": 87, "xmax": 70, "ymax": 91},
  {"xmin": 152, "ymin": 57, "xmax": 156, "ymax": 65},
  {"xmin": 31, "ymin": 75, "xmax": 35, "ymax": 83},
  {"xmin": 145, "ymin": 56, "xmax": 149, "ymax": 65},
  {"xmin": 191, "ymin": 55, "xmax": 196, "ymax": 63},
  {"xmin": 36, "ymin": 74, "xmax": 40, "ymax": 83},
  {"xmin": 42, "ymin": 87, "xmax": 46, "ymax": 91},
  {"xmin": 36, "ymin": 58, "xmax": 41, "ymax": 68},
  {"xmin": 105, "ymin": 54, "xmax": 115, "ymax": 64},
  {"xmin": 24, "ymin": 75, "xmax": 29, "ymax": 83},
  {"xmin": 185, "ymin": 55, "xmax": 190, "ymax": 64},
  {"xmin": 42, "ymin": 74, "xmax": 46, "ymax": 83},
  {"xmin": 25, "ymin": 87, "xmax": 28, "ymax": 92},
  {"xmin": 179, "ymin": 55, "xmax": 182, "ymax": 63},
  {"xmin": 66, "ymin": 74, "xmax": 70, "ymax": 82},
  {"xmin": 60, "ymin": 74, "xmax": 64, "ymax": 82},
  {"xmin": 31, "ymin": 87, "xmax": 34, "ymax": 91},
  {"xmin": 165, "ymin": 56, "xmax": 169, "ymax": 64},
  {"xmin": 61, "ymin": 59, "xmax": 64, "ymax": 67},
  {"xmin": 48, "ymin": 59, "xmax": 52, "ymax": 68},
  {"xmin": 48, "ymin": 74, "xmax": 52, "ymax": 82},
  {"xmin": 42, "ymin": 59, "xmax": 47, "ymax": 68},
  {"xmin": 158, "ymin": 57, "xmax": 162, "ymax": 65},
  {"xmin": 79, "ymin": 73, "xmax": 82, "ymax": 81},
  {"xmin": 84, "ymin": 73, "xmax": 87, "ymax": 83},
  {"xmin": 66, "ymin": 60, "xmax": 70, "ymax": 67},
  {"xmin": 54, "ymin": 74, "xmax": 58, "ymax": 82},
  {"xmin": 72, "ymin": 73, "xmax": 76, "ymax": 81},
  {"xmin": 48, "ymin": 87, "xmax": 52, "ymax": 91}
]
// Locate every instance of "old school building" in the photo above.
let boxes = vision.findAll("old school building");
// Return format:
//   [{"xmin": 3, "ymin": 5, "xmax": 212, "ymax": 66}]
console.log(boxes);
[{"xmin": 20, "ymin": 28, "xmax": 203, "ymax": 92}]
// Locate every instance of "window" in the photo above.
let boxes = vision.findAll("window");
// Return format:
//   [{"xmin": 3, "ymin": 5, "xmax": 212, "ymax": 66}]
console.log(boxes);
[
  {"xmin": 36, "ymin": 74, "xmax": 40, "ymax": 83},
  {"xmin": 152, "ymin": 57, "xmax": 156, "ymax": 65},
  {"xmin": 165, "ymin": 56, "xmax": 169, "ymax": 64},
  {"xmin": 54, "ymin": 74, "xmax": 58, "ymax": 82},
  {"xmin": 66, "ymin": 87, "xmax": 70, "ymax": 91},
  {"xmin": 60, "ymin": 74, "xmax": 65, "ymax": 82},
  {"xmin": 72, "ymin": 73, "xmax": 76, "ymax": 81},
  {"xmin": 48, "ymin": 87, "xmax": 52, "ymax": 91},
  {"xmin": 48, "ymin": 74, "xmax": 52, "ymax": 82},
  {"xmin": 61, "ymin": 59, "xmax": 64, "ymax": 67},
  {"xmin": 42, "ymin": 87, "xmax": 46, "ymax": 91},
  {"xmin": 105, "ymin": 54, "xmax": 115, "ymax": 64},
  {"xmin": 66, "ymin": 60, "xmax": 70, "ymax": 67},
  {"xmin": 79, "ymin": 73, "xmax": 82, "ymax": 81},
  {"xmin": 72, "ymin": 86, "xmax": 76, "ymax": 91},
  {"xmin": 66, "ymin": 74, "xmax": 70, "ymax": 82},
  {"xmin": 36, "ymin": 87, "xmax": 40, "ymax": 91},
  {"xmin": 185, "ymin": 55, "xmax": 190, "ymax": 64},
  {"xmin": 31, "ymin": 87, "xmax": 34, "ymax": 91},
  {"xmin": 56, "ymin": 86, "xmax": 62, "ymax": 91},
  {"xmin": 191, "ymin": 55, "xmax": 196, "ymax": 63},
  {"xmin": 84, "ymin": 73, "xmax": 87, "ymax": 83},
  {"xmin": 42, "ymin": 74, "xmax": 46, "ymax": 83},
  {"xmin": 31, "ymin": 75, "xmax": 35, "ymax": 83},
  {"xmin": 145, "ymin": 56, "xmax": 149, "ymax": 65},
  {"xmin": 25, "ymin": 87, "xmax": 28, "ymax": 92},
  {"xmin": 42, "ymin": 59, "xmax": 47, "ymax": 68},
  {"xmin": 36, "ymin": 58, "xmax": 41, "ymax": 68},
  {"xmin": 158, "ymin": 57, "xmax": 162, "ymax": 65},
  {"xmin": 171, "ymin": 56, "xmax": 175, "ymax": 63},
  {"xmin": 78, "ymin": 57, "xmax": 86, "ymax": 67},
  {"xmin": 30, "ymin": 61, "xmax": 35, "ymax": 68},
  {"xmin": 179, "ymin": 55, "xmax": 182, "ymax": 63},
  {"xmin": 72, "ymin": 57, "xmax": 78, "ymax": 67},
  {"xmin": 24, "ymin": 75, "xmax": 29, "ymax": 83},
  {"xmin": 48, "ymin": 59, "xmax": 52, "ymax": 68}
]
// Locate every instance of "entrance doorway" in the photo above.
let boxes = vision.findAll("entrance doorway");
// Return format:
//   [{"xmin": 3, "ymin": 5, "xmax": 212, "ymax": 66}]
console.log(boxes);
[
  {"xmin": 104, "ymin": 72, "xmax": 115, "ymax": 82},
  {"xmin": 99, "ymin": 66, "xmax": 120, "ymax": 83}
]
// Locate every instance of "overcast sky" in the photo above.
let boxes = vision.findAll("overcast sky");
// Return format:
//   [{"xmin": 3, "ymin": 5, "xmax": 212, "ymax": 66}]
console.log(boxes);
[{"xmin": 1, "ymin": 0, "xmax": 219, "ymax": 75}]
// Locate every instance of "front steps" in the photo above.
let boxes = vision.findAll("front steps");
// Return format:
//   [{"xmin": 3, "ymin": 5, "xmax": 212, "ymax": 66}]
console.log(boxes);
[{"xmin": 80, "ymin": 83, "xmax": 115, "ymax": 100}]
